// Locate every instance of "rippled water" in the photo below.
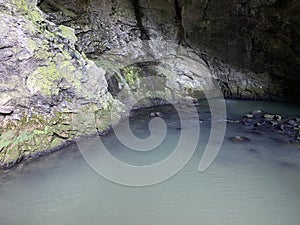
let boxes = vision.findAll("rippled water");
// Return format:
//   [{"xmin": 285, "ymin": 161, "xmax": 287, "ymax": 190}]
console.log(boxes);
[{"xmin": 1, "ymin": 100, "xmax": 300, "ymax": 225}]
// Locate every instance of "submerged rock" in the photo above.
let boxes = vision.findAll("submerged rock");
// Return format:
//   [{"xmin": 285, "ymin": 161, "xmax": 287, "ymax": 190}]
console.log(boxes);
[
  {"xmin": 229, "ymin": 136, "xmax": 251, "ymax": 143},
  {"xmin": 252, "ymin": 110, "xmax": 263, "ymax": 116},
  {"xmin": 286, "ymin": 120, "xmax": 298, "ymax": 127},
  {"xmin": 264, "ymin": 114, "xmax": 276, "ymax": 120},
  {"xmin": 149, "ymin": 112, "xmax": 163, "ymax": 118},
  {"xmin": 267, "ymin": 120, "xmax": 278, "ymax": 126},
  {"xmin": 238, "ymin": 111, "xmax": 300, "ymax": 145},
  {"xmin": 248, "ymin": 148, "xmax": 258, "ymax": 154},
  {"xmin": 264, "ymin": 114, "xmax": 282, "ymax": 121},
  {"xmin": 248, "ymin": 131, "xmax": 262, "ymax": 136},
  {"xmin": 244, "ymin": 114, "xmax": 254, "ymax": 119},
  {"xmin": 278, "ymin": 161, "xmax": 299, "ymax": 169}
]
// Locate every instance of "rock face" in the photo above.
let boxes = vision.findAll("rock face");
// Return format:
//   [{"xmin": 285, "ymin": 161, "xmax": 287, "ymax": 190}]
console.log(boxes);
[
  {"xmin": 0, "ymin": 0, "xmax": 299, "ymax": 167},
  {"xmin": 39, "ymin": 0, "xmax": 300, "ymax": 101},
  {"xmin": 182, "ymin": 0, "xmax": 300, "ymax": 101},
  {"xmin": 0, "ymin": 0, "xmax": 122, "ymax": 167}
]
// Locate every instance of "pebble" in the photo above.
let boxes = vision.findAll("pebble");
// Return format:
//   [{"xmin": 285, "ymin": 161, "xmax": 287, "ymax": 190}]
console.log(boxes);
[{"xmin": 248, "ymin": 148, "xmax": 258, "ymax": 154}]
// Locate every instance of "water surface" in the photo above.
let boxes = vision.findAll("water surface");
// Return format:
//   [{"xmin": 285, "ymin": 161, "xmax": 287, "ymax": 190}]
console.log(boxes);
[{"xmin": 1, "ymin": 100, "xmax": 300, "ymax": 225}]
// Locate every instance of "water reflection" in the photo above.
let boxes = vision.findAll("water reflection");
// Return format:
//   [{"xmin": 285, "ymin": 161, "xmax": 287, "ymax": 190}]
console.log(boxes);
[{"xmin": 0, "ymin": 100, "xmax": 300, "ymax": 225}]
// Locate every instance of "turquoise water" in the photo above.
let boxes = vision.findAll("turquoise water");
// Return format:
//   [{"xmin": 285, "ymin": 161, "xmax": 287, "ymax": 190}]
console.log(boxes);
[{"xmin": 0, "ymin": 100, "xmax": 300, "ymax": 225}]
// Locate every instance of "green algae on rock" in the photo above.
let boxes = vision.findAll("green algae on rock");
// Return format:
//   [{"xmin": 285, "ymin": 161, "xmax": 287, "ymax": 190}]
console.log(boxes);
[
  {"xmin": 0, "ymin": 0, "xmax": 123, "ymax": 167},
  {"xmin": 1, "ymin": 0, "xmax": 300, "ymax": 168}
]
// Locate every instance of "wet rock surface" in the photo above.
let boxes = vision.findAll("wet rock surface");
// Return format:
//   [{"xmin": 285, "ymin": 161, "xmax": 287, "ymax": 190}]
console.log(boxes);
[
  {"xmin": 229, "ymin": 136, "xmax": 251, "ymax": 143},
  {"xmin": 235, "ymin": 110, "xmax": 300, "ymax": 144},
  {"xmin": 0, "ymin": 0, "xmax": 218, "ymax": 167},
  {"xmin": 0, "ymin": 0, "xmax": 300, "ymax": 167},
  {"xmin": 0, "ymin": 0, "xmax": 124, "ymax": 167}
]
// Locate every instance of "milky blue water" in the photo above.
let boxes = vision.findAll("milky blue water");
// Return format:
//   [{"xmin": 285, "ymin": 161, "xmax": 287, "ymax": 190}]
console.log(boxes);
[{"xmin": 0, "ymin": 100, "xmax": 300, "ymax": 225}]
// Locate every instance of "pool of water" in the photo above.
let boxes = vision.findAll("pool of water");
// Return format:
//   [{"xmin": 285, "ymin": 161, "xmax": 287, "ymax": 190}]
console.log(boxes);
[{"xmin": 1, "ymin": 100, "xmax": 300, "ymax": 225}]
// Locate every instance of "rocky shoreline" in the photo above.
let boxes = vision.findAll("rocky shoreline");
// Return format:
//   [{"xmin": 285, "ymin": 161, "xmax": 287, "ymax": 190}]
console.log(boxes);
[
  {"xmin": 0, "ymin": 0, "xmax": 299, "ymax": 168},
  {"xmin": 229, "ymin": 110, "xmax": 300, "ymax": 145},
  {"xmin": 2, "ymin": 100, "xmax": 300, "ymax": 169}
]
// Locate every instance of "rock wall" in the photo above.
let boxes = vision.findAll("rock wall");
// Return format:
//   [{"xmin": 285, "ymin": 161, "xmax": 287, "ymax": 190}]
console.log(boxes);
[
  {"xmin": 0, "ymin": 0, "xmax": 299, "ymax": 167},
  {"xmin": 38, "ymin": 0, "xmax": 300, "ymax": 101},
  {"xmin": 0, "ymin": 0, "xmax": 216, "ymax": 167},
  {"xmin": 0, "ymin": 0, "xmax": 122, "ymax": 167},
  {"xmin": 182, "ymin": 0, "xmax": 300, "ymax": 101}
]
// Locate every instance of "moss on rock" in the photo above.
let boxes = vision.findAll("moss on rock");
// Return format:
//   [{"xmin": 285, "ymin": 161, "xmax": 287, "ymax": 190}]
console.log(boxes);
[
  {"xmin": 58, "ymin": 25, "xmax": 77, "ymax": 44},
  {"xmin": 0, "ymin": 0, "xmax": 124, "ymax": 168},
  {"xmin": 0, "ymin": 100, "xmax": 122, "ymax": 167}
]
